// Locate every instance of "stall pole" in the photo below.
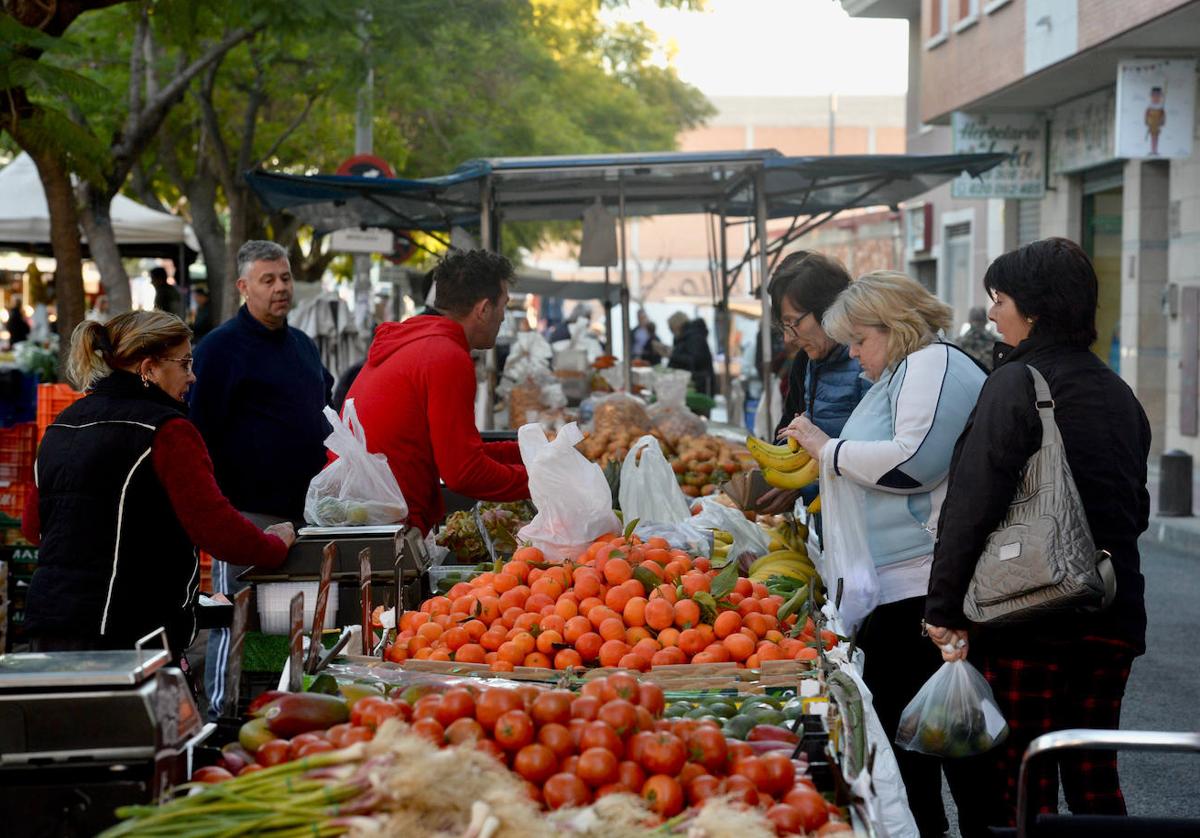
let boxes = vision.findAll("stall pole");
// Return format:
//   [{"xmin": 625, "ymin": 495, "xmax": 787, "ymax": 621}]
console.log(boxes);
[
  {"xmin": 755, "ymin": 168, "xmax": 772, "ymax": 432},
  {"xmin": 604, "ymin": 266, "xmax": 614, "ymax": 352},
  {"xmin": 480, "ymin": 175, "xmax": 496, "ymax": 430},
  {"xmin": 718, "ymin": 206, "xmax": 732, "ymax": 411},
  {"xmin": 617, "ymin": 175, "xmax": 632, "ymax": 392}
]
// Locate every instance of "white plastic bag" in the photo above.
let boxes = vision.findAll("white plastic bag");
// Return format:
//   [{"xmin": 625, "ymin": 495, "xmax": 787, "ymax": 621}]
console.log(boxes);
[
  {"xmin": 895, "ymin": 659, "xmax": 1010, "ymax": 758},
  {"xmin": 689, "ymin": 495, "xmax": 771, "ymax": 561},
  {"xmin": 304, "ymin": 399, "xmax": 408, "ymax": 526},
  {"xmin": 618, "ymin": 435, "xmax": 692, "ymax": 525},
  {"xmin": 517, "ymin": 422, "xmax": 620, "ymax": 561},
  {"xmin": 814, "ymin": 448, "xmax": 879, "ymax": 634}
]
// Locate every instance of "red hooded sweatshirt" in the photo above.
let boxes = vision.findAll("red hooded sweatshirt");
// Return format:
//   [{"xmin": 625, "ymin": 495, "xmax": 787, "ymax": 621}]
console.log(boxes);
[{"xmin": 342, "ymin": 315, "xmax": 529, "ymax": 534}]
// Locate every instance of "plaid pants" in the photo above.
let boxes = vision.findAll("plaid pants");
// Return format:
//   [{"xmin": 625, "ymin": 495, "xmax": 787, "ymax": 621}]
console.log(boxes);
[{"xmin": 979, "ymin": 638, "xmax": 1136, "ymax": 825}]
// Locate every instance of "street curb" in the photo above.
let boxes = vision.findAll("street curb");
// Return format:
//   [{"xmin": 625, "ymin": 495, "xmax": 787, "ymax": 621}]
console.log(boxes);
[{"xmin": 1144, "ymin": 517, "xmax": 1200, "ymax": 556}]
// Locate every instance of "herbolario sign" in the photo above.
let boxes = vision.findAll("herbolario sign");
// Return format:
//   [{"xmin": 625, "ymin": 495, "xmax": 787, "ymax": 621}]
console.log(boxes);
[{"xmin": 951, "ymin": 112, "xmax": 1046, "ymax": 200}]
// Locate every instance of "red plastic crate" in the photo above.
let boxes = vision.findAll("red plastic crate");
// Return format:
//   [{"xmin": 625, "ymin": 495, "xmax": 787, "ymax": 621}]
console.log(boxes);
[
  {"xmin": 36, "ymin": 383, "xmax": 85, "ymax": 441},
  {"xmin": 0, "ymin": 482, "xmax": 31, "ymax": 521},
  {"xmin": 0, "ymin": 423, "xmax": 36, "ymax": 485}
]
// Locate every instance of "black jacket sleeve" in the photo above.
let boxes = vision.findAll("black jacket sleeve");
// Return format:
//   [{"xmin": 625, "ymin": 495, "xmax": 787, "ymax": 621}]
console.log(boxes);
[{"xmin": 925, "ymin": 364, "xmax": 1041, "ymax": 628}]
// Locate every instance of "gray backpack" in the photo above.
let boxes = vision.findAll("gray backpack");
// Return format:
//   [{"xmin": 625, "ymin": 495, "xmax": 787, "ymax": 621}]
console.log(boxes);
[{"xmin": 963, "ymin": 365, "xmax": 1116, "ymax": 624}]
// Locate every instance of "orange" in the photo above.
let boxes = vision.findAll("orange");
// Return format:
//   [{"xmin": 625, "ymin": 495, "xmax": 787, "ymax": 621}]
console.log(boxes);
[
  {"xmin": 703, "ymin": 642, "xmax": 731, "ymax": 662},
  {"xmin": 757, "ymin": 644, "xmax": 785, "ymax": 662},
  {"xmin": 484, "ymin": 651, "xmax": 498, "ymax": 664},
  {"xmin": 696, "ymin": 623, "xmax": 716, "ymax": 646},
  {"xmin": 646, "ymin": 536, "xmax": 670, "ymax": 550},
  {"xmin": 512, "ymin": 631, "xmax": 537, "ymax": 656},
  {"xmin": 490, "ymin": 659, "xmax": 515, "ymax": 672},
  {"xmin": 645, "ymin": 598, "xmax": 675, "ymax": 631},
  {"xmin": 528, "ymin": 567, "xmax": 544, "ymax": 586},
  {"xmin": 644, "ymin": 547, "xmax": 670, "ymax": 566},
  {"xmin": 713, "ymin": 610, "xmax": 742, "ymax": 639},
  {"xmin": 588, "ymin": 606, "xmax": 619, "ymax": 630},
  {"xmin": 502, "ymin": 560, "xmax": 531, "ymax": 583},
  {"xmin": 739, "ymin": 626, "xmax": 760, "ymax": 644},
  {"xmin": 554, "ymin": 648, "xmax": 583, "ymax": 670},
  {"xmin": 530, "ymin": 577, "xmax": 564, "ymax": 601},
  {"xmin": 426, "ymin": 596, "xmax": 452, "ymax": 617},
  {"xmin": 525, "ymin": 593, "xmax": 554, "ymax": 614},
  {"xmin": 536, "ymin": 629, "xmax": 564, "ymax": 655},
  {"xmin": 651, "ymin": 647, "xmax": 686, "ymax": 668},
  {"xmin": 734, "ymin": 578, "xmax": 753, "ymax": 597},
  {"xmin": 598, "ymin": 639, "xmax": 630, "ymax": 667},
  {"xmin": 621, "ymin": 578, "xmax": 646, "ymax": 598},
  {"xmin": 456, "ymin": 643, "xmax": 486, "ymax": 664},
  {"xmin": 751, "ymin": 582, "xmax": 770, "ymax": 600},
  {"xmin": 564, "ymin": 615, "xmax": 592, "ymax": 644},
  {"xmin": 498, "ymin": 642, "xmax": 525, "ymax": 664},
  {"xmin": 524, "ymin": 651, "xmax": 552, "ymax": 669},
  {"xmin": 764, "ymin": 629, "xmax": 785, "ymax": 644},
  {"xmin": 650, "ymin": 583, "xmax": 678, "ymax": 604},
  {"xmin": 663, "ymin": 560, "xmax": 688, "ymax": 582},
  {"xmin": 723, "ymin": 633, "xmax": 755, "ymax": 662},
  {"xmin": 632, "ymin": 637, "xmax": 661, "ymax": 662},
  {"xmin": 744, "ymin": 612, "xmax": 774, "ymax": 638},
  {"xmin": 512, "ymin": 545, "xmax": 544, "ymax": 564},
  {"xmin": 795, "ymin": 645, "xmax": 819, "ymax": 661},
  {"xmin": 625, "ymin": 626, "xmax": 652, "ymax": 645},
  {"xmin": 573, "ymin": 571, "xmax": 603, "ymax": 600},
  {"xmin": 554, "ymin": 598, "xmax": 579, "ymax": 621},
  {"xmin": 599, "ymin": 617, "xmax": 627, "ymax": 642},
  {"xmin": 540, "ymin": 614, "xmax": 566, "ymax": 635},
  {"xmin": 492, "ymin": 573, "xmax": 518, "ymax": 594},
  {"xmin": 603, "ymin": 558, "xmax": 633, "ymax": 585},
  {"xmin": 500, "ymin": 606, "xmax": 525, "ymax": 628},
  {"xmin": 498, "ymin": 588, "xmax": 529, "ymax": 613},
  {"xmin": 820, "ymin": 629, "xmax": 839, "ymax": 650},
  {"xmin": 578, "ymin": 596, "xmax": 604, "ymax": 617},
  {"xmin": 442, "ymin": 626, "xmax": 470, "ymax": 651},
  {"xmin": 693, "ymin": 557, "xmax": 712, "ymax": 572},
  {"xmin": 618, "ymin": 653, "xmax": 647, "ymax": 671},
  {"xmin": 477, "ymin": 596, "xmax": 502, "ymax": 624},
  {"xmin": 657, "ymin": 627, "xmax": 681, "ymax": 648},
  {"xmin": 623, "ymin": 596, "xmax": 648, "ymax": 627},
  {"xmin": 463, "ymin": 619, "xmax": 487, "ymax": 640},
  {"xmin": 673, "ymin": 599, "xmax": 701, "ymax": 629},
  {"xmin": 448, "ymin": 582, "xmax": 474, "ymax": 600},
  {"xmin": 680, "ymin": 572, "xmax": 710, "ymax": 596},
  {"xmin": 744, "ymin": 653, "xmax": 759, "ymax": 669},
  {"xmin": 399, "ymin": 611, "xmax": 429, "ymax": 633},
  {"xmin": 639, "ymin": 560, "xmax": 665, "ymax": 581},
  {"xmin": 737, "ymin": 597, "xmax": 763, "ymax": 617},
  {"xmin": 575, "ymin": 632, "xmax": 603, "ymax": 662},
  {"xmin": 605, "ymin": 586, "xmax": 633, "ymax": 614},
  {"xmin": 514, "ymin": 612, "xmax": 540, "ymax": 632},
  {"xmin": 480, "ymin": 629, "xmax": 505, "ymax": 652},
  {"xmin": 417, "ymin": 622, "xmax": 444, "ymax": 642},
  {"xmin": 678, "ymin": 628, "xmax": 706, "ymax": 658}
]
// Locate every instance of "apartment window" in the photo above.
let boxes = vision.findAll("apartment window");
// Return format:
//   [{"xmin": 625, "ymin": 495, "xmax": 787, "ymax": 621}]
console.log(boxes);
[
  {"xmin": 927, "ymin": 0, "xmax": 949, "ymax": 48},
  {"xmin": 955, "ymin": 0, "xmax": 979, "ymax": 31}
]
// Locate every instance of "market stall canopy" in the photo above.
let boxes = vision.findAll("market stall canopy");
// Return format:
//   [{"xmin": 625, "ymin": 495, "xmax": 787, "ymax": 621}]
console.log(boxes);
[
  {"xmin": 0, "ymin": 153, "xmax": 199, "ymax": 258},
  {"xmin": 244, "ymin": 149, "xmax": 1008, "ymax": 231},
  {"xmin": 510, "ymin": 275, "xmax": 622, "ymax": 306}
]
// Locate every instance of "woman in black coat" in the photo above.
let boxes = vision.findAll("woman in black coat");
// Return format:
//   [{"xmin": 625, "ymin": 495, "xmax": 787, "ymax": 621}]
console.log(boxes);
[{"xmin": 924, "ymin": 238, "xmax": 1151, "ymax": 835}]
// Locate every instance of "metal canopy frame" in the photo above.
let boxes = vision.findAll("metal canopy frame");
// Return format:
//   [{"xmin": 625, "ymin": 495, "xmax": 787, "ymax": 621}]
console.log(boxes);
[{"xmin": 245, "ymin": 149, "xmax": 1007, "ymax": 424}]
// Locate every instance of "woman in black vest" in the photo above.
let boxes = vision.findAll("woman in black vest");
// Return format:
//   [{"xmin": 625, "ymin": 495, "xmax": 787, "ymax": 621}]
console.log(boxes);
[{"xmin": 22, "ymin": 311, "xmax": 295, "ymax": 661}]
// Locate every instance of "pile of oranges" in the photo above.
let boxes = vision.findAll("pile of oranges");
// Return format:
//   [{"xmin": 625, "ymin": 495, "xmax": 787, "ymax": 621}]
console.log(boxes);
[{"xmin": 386, "ymin": 533, "xmax": 836, "ymax": 671}]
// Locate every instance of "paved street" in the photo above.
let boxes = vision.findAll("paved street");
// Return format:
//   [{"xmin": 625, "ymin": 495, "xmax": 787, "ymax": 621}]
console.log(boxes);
[{"xmin": 940, "ymin": 534, "xmax": 1200, "ymax": 835}]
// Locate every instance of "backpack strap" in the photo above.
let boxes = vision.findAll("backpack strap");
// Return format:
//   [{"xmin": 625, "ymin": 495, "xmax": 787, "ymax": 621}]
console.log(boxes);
[{"xmin": 1024, "ymin": 364, "xmax": 1061, "ymax": 450}]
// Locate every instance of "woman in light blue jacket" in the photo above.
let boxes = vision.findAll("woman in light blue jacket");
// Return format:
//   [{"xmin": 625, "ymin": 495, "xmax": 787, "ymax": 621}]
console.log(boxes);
[{"xmin": 782, "ymin": 270, "xmax": 986, "ymax": 838}]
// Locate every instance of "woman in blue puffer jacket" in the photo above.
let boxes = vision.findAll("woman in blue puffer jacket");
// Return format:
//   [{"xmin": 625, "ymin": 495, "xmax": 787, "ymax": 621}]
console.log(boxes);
[{"xmin": 782, "ymin": 271, "xmax": 986, "ymax": 837}]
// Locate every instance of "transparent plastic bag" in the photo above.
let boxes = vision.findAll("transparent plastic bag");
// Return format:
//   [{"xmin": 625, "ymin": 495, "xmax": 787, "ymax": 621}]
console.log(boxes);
[
  {"xmin": 516, "ymin": 422, "xmax": 620, "ymax": 561},
  {"xmin": 689, "ymin": 495, "xmax": 771, "ymax": 561},
  {"xmin": 895, "ymin": 659, "xmax": 1010, "ymax": 758},
  {"xmin": 304, "ymin": 400, "xmax": 408, "ymax": 526},
  {"xmin": 619, "ymin": 435, "xmax": 693, "ymax": 525},
  {"xmin": 814, "ymin": 449, "xmax": 879, "ymax": 633},
  {"xmin": 647, "ymin": 369, "xmax": 704, "ymax": 445},
  {"xmin": 591, "ymin": 391, "xmax": 652, "ymax": 436}
]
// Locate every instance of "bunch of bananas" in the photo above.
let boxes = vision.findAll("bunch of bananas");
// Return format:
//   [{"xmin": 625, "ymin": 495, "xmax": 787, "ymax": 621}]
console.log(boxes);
[
  {"xmin": 746, "ymin": 436, "xmax": 819, "ymax": 491},
  {"xmin": 748, "ymin": 521, "xmax": 817, "ymax": 584}
]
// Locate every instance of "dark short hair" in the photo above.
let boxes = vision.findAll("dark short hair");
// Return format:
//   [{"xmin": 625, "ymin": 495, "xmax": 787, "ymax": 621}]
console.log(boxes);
[
  {"xmin": 430, "ymin": 250, "xmax": 514, "ymax": 316},
  {"xmin": 983, "ymin": 237, "xmax": 1097, "ymax": 348},
  {"xmin": 767, "ymin": 250, "xmax": 852, "ymax": 325},
  {"xmin": 149, "ymin": 267, "xmax": 168, "ymax": 282}
]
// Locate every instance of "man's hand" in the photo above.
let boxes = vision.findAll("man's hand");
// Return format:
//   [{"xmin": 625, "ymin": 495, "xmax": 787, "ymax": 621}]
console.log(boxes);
[
  {"xmin": 755, "ymin": 487, "xmax": 802, "ymax": 515},
  {"xmin": 925, "ymin": 624, "xmax": 969, "ymax": 662},
  {"xmin": 779, "ymin": 414, "xmax": 830, "ymax": 460},
  {"xmin": 265, "ymin": 522, "xmax": 297, "ymax": 550}
]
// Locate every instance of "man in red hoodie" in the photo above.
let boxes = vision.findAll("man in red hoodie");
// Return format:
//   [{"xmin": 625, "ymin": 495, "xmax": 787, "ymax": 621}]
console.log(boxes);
[{"xmin": 344, "ymin": 250, "xmax": 529, "ymax": 533}]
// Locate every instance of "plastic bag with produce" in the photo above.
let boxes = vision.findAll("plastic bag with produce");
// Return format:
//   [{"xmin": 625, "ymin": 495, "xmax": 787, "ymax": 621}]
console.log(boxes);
[
  {"xmin": 647, "ymin": 368, "xmax": 705, "ymax": 446},
  {"xmin": 618, "ymin": 435, "xmax": 693, "ymax": 525},
  {"xmin": 304, "ymin": 399, "xmax": 408, "ymax": 527},
  {"xmin": 689, "ymin": 494, "xmax": 771, "ymax": 560},
  {"xmin": 516, "ymin": 422, "xmax": 620, "ymax": 561},
  {"xmin": 895, "ymin": 659, "xmax": 1009, "ymax": 758}
]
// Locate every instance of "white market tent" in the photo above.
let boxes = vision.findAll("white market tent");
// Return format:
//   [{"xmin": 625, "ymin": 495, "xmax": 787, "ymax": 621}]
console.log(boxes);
[{"xmin": 0, "ymin": 153, "xmax": 199, "ymax": 258}]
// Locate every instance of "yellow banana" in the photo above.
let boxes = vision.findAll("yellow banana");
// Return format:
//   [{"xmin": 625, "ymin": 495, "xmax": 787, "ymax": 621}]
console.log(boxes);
[
  {"xmin": 763, "ymin": 458, "xmax": 819, "ymax": 490},
  {"xmin": 748, "ymin": 550, "xmax": 813, "ymax": 577},
  {"xmin": 750, "ymin": 564, "xmax": 817, "ymax": 584},
  {"xmin": 745, "ymin": 436, "xmax": 800, "ymax": 457},
  {"xmin": 750, "ymin": 447, "xmax": 812, "ymax": 473},
  {"xmin": 807, "ymin": 495, "xmax": 822, "ymax": 514}
]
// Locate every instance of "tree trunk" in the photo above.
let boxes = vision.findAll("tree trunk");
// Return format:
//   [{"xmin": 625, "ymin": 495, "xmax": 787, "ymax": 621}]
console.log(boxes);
[
  {"xmin": 77, "ymin": 182, "xmax": 134, "ymax": 312},
  {"xmin": 25, "ymin": 147, "xmax": 87, "ymax": 376},
  {"xmin": 184, "ymin": 169, "xmax": 230, "ymax": 321}
]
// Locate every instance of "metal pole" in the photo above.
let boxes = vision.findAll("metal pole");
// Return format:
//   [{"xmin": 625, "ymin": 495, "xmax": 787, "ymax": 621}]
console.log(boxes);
[
  {"xmin": 618, "ymin": 175, "xmax": 632, "ymax": 392},
  {"xmin": 480, "ymin": 175, "xmax": 496, "ymax": 430},
  {"xmin": 718, "ymin": 207, "xmax": 732, "ymax": 412},
  {"xmin": 352, "ymin": 11, "xmax": 375, "ymax": 344},
  {"xmin": 604, "ymin": 266, "xmax": 614, "ymax": 351},
  {"xmin": 756, "ymin": 168, "xmax": 772, "ymax": 431}
]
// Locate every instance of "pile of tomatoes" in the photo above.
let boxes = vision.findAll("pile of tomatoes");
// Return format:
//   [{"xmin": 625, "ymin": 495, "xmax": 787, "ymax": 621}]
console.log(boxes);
[{"xmin": 387, "ymin": 535, "xmax": 835, "ymax": 672}]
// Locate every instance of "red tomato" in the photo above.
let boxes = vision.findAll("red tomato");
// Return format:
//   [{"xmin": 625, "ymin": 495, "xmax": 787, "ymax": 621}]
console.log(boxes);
[
  {"xmin": 570, "ymin": 695, "xmax": 602, "ymax": 722},
  {"xmin": 410, "ymin": 718, "xmax": 445, "ymax": 744},
  {"xmin": 531, "ymin": 690, "xmax": 574, "ymax": 726},
  {"xmin": 579, "ymin": 721, "xmax": 624, "ymax": 758},
  {"xmin": 641, "ymin": 774, "xmax": 685, "ymax": 817},
  {"xmin": 639, "ymin": 732, "xmax": 687, "ymax": 777},
  {"xmin": 678, "ymin": 761, "xmax": 706, "ymax": 787},
  {"xmin": 759, "ymin": 752, "xmax": 797, "ymax": 797},
  {"xmin": 783, "ymin": 786, "xmax": 830, "ymax": 832},
  {"xmin": 767, "ymin": 803, "xmax": 804, "ymax": 834},
  {"xmin": 475, "ymin": 688, "xmax": 525, "ymax": 731},
  {"xmin": 596, "ymin": 699, "xmax": 639, "ymax": 738},
  {"xmin": 618, "ymin": 759, "xmax": 646, "ymax": 792},
  {"xmin": 595, "ymin": 782, "xmax": 629, "ymax": 798},
  {"xmin": 358, "ymin": 699, "xmax": 401, "ymax": 731},
  {"xmin": 537, "ymin": 723, "xmax": 575, "ymax": 759},
  {"xmin": 350, "ymin": 695, "xmax": 392, "ymax": 728},
  {"xmin": 436, "ymin": 689, "xmax": 476, "ymax": 727},
  {"xmin": 686, "ymin": 773, "xmax": 722, "ymax": 806},
  {"xmin": 191, "ymin": 765, "xmax": 233, "ymax": 784},
  {"xmin": 603, "ymin": 671, "xmax": 640, "ymax": 703},
  {"xmin": 637, "ymin": 682, "xmax": 666, "ymax": 717},
  {"xmin": 722, "ymin": 774, "xmax": 760, "ymax": 807},
  {"xmin": 732, "ymin": 755, "xmax": 769, "ymax": 790},
  {"xmin": 628, "ymin": 730, "xmax": 654, "ymax": 764},
  {"xmin": 389, "ymin": 699, "xmax": 413, "ymax": 721},
  {"xmin": 685, "ymin": 726, "xmax": 728, "ymax": 774},
  {"xmin": 325, "ymin": 723, "xmax": 354, "ymax": 749},
  {"xmin": 445, "ymin": 717, "xmax": 487, "ymax": 745},
  {"xmin": 568, "ymin": 718, "xmax": 589, "ymax": 749},
  {"xmin": 513, "ymin": 743, "xmax": 558, "ymax": 785},
  {"xmin": 293, "ymin": 738, "xmax": 335, "ymax": 758},
  {"xmin": 493, "ymin": 710, "xmax": 535, "ymax": 752},
  {"xmin": 237, "ymin": 763, "xmax": 265, "ymax": 776},
  {"xmin": 475, "ymin": 738, "xmax": 506, "ymax": 762},
  {"xmin": 543, "ymin": 773, "xmax": 592, "ymax": 809},
  {"xmin": 340, "ymin": 725, "xmax": 374, "ymax": 746},
  {"xmin": 255, "ymin": 739, "xmax": 291, "ymax": 767},
  {"xmin": 561, "ymin": 754, "xmax": 580, "ymax": 775},
  {"xmin": 412, "ymin": 696, "xmax": 443, "ymax": 721},
  {"xmin": 727, "ymin": 740, "xmax": 754, "ymax": 763},
  {"xmin": 287, "ymin": 733, "xmax": 326, "ymax": 760},
  {"xmin": 576, "ymin": 747, "xmax": 620, "ymax": 788},
  {"xmin": 635, "ymin": 705, "xmax": 657, "ymax": 733}
]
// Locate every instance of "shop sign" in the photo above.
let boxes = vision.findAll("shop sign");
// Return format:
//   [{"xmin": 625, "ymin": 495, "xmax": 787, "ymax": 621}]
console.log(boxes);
[
  {"xmin": 951, "ymin": 112, "xmax": 1046, "ymax": 199},
  {"xmin": 1115, "ymin": 59, "xmax": 1197, "ymax": 160},
  {"xmin": 329, "ymin": 227, "xmax": 395, "ymax": 254},
  {"xmin": 1050, "ymin": 87, "xmax": 1115, "ymax": 174}
]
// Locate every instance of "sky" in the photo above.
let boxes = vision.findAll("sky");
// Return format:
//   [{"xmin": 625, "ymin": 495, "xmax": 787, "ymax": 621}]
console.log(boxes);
[{"xmin": 611, "ymin": 0, "xmax": 910, "ymax": 97}]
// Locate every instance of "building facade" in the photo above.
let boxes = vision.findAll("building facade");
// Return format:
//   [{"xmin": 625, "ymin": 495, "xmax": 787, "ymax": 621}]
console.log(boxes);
[{"xmin": 844, "ymin": 0, "xmax": 1200, "ymax": 458}]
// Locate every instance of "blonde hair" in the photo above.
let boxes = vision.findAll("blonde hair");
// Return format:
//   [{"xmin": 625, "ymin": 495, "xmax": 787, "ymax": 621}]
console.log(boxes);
[
  {"xmin": 822, "ymin": 271, "xmax": 953, "ymax": 371},
  {"xmin": 68, "ymin": 310, "xmax": 192, "ymax": 391}
]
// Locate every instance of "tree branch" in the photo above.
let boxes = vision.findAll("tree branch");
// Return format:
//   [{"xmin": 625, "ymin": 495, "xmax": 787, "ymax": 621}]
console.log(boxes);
[
  {"xmin": 125, "ymin": 4, "xmax": 148, "ymax": 136},
  {"xmin": 254, "ymin": 88, "xmax": 320, "ymax": 168},
  {"xmin": 235, "ymin": 52, "xmax": 267, "ymax": 175},
  {"xmin": 194, "ymin": 61, "xmax": 235, "ymax": 199}
]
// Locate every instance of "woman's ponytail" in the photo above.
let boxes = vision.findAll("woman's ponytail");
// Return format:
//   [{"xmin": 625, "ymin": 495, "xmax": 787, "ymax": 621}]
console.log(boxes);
[{"xmin": 67, "ymin": 320, "xmax": 114, "ymax": 391}]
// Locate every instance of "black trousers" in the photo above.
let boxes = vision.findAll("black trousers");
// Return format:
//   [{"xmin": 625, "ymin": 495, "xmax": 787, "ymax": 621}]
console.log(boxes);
[{"xmin": 857, "ymin": 595, "xmax": 952, "ymax": 837}]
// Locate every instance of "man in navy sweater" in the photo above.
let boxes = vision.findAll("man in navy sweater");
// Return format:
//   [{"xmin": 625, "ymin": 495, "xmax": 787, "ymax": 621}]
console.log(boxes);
[{"xmin": 190, "ymin": 239, "xmax": 332, "ymax": 720}]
